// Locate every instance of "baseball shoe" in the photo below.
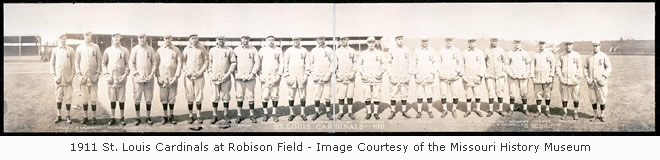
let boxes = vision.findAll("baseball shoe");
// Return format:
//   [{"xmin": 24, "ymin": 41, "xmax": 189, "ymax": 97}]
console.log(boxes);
[
  {"xmin": 348, "ymin": 113, "xmax": 356, "ymax": 120},
  {"xmin": 134, "ymin": 118, "xmax": 141, "ymax": 126},
  {"xmin": 169, "ymin": 115, "xmax": 177, "ymax": 125},
  {"xmin": 452, "ymin": 110, "xmax": 458, "ymax": 118},
  {"xmin": 212, "ymin": 116, "xmax": 219, "ymax": 124},
  {"xmin": 560, "ymin": 112, "xmax": 567, "ymax": 120},
  {"xmin": 573, "ymin": 113, "xmax": 579, "ymax": 120},
  {"xmin": 373, "ymin": 113, "xmax": 380, "ymax": 120},
  {"xmin": 66, "ymin": 116, "xmax": 72, "ymax": 124},
  {"xmin": 288, "ymin": 114, "xmax": 296, "ymax": 121},
  {"xmin": 415, "ymin": 112, "xmax": 422, "ymax": 118},
  {"xmin": 273, "ymin": 115, "xmax": 279, "ymax": 122},
  {"xmin": 81, "ymin": 117, "xmax": 88, "ymax": 124},
  {"xmin": 428, "ymin": 111, "xmax": 434, "ymax": 118},
  {"xmin": 475, "ymin": 110, "xmax": 483, "ymax": 117},
  {"xmin": 262, "ymin": 115, "xmax": 269, "ymax": 122},
  {"xmin": 523, "ymin": 110, "xmax": 529, "ymax": 116},
  {"xmin": 463, "ymin": 111, "xmax": 471, "ymax": 117},
  {"xmin": 108, "ymin": 118, "xmax": 115, "ymax": 126},
  {"xmin": 534, "ymin": 111, "xmax": 541, "ymax": 117},
  {"xmin": 440, "ymin": 111, "xmax": 448, "ymax": 118},
  {"xmin": 401, "ymin": 112, "xmax": 411, "ymax": 119},
  {"xmin": 387, "ymin": 111, "xmax": 396, "ymax": 120},
  {"xmin": 119, "ymin": 117, "xmax": 126, "ymax": 126},
  {"xmin": 188, "ymin": 116, "xmax": 195, "ymax": 124},
  {"xmin": 590, "ymin": 116, "xmax": 598, "ymax": 122},
  {"xmin": 599, "ymin": 116, "xmax": 606, "ymax": 122},
  {"xmin": 301, "ymin": 114, "xmax": 308, "ymax": 121},
  {"xmin": 236, "ymin": 116, "xmax": 244, "ymax": 124},
  {"xmin": 365, "ymin": 113, "xmax": 372, "ymax": 120},
  {"xmin": 54, "ymin": 116, "xmax": 62, "ymax": 123},
  {"xmin": 146, "ymin": 118, "xmax": 153, "ymax": 125},
  {"xmin": 337, "ymin": 113, "xmax": 345, "ymax": 120},
  {"xmin": 161, "ymin": 117, "xmax": 168, "ymax": 125},
  {"xmin": 486, "ymin": 111, "xmax": 494, "ymax": 117},
  {"xmin": 91, "ymin": 117, "xmax": 97, "ymax": 125},
  {"xmin": 250, "ymin": 115, "xmax": 257, "ymax": 123},
  {"xmin": 544, "ymin": 110, "xmax": 550, "ymax": 118},
  {"xmin": 327, "ymin": 112, "xmax": 333, "ymax": 120},
  {"xmin": 311, "ymin": 112, "xmax": 321, "ymax": 121}
]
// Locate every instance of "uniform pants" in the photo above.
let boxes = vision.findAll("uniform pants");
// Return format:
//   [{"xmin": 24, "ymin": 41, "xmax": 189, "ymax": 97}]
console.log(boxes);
[
  {"xmin": 486, "ymin": 77, "xmax": 506, "ymax": 98},
  {"xmin": 588, "ymin": 84, "xmax": 608, "ymax": 104},
  {"xmin": 560, "ymin": 84, "xmax": 580, "ymax": 102},
  {"xmin": 313, "ymin": 82, "xmax": 331, "ymax": 101},
  {"xmin": 212, "ymin": 81, "xmax": 231, "ymax": 103},
  {"xmin": 439, "ymin": 80, "xmax": 460, "ymax": 99},
  {"xmin": 363, "ymin": 83, "xmax": 381, "ymax": 102},
  {"xmin": 508, "ymin": 78, "xmax": 528, "ymax": 99},
  {"xmin": 108, "ymin": 86, "xmax": 126, "ymax": 102},
  {"xmin": 184, "ymin": 77, "xmax": 204, "ymax": 103},
  {"xmin": 133, "ymin": 80, "xmax": 154, "ymax": 104},
  {"xmin": 55, "ymin": 85, "xmax": 73, "ymax": 104},
  {"xmin": 337, "ymin": 81, "xmax": 355, "ymax": 100},
  {"xmin": 235, "ymin": 79, "xmax": 256, "ymax": 102}
]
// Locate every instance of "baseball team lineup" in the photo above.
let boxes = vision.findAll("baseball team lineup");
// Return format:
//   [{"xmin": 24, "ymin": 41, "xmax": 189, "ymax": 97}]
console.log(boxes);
[{"xmin": 49, "ymin": 31, "xmax": 613, "ymax": 130}]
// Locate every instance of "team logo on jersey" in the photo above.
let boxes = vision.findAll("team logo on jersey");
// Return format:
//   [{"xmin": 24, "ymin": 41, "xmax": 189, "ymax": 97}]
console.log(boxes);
[
  {"xmin": 598, "ymin": 59, "xmax": 603, "ymax": 66},
  {"xmin": 573, "ymin": 58, "xmax": 577, "ymax": 64}
]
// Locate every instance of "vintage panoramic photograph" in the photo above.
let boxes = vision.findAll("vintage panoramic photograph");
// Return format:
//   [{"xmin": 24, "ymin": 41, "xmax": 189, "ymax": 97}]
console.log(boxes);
[{"xmin": 3, "ymin": 3, "xmax": 655, "ymax": 132}]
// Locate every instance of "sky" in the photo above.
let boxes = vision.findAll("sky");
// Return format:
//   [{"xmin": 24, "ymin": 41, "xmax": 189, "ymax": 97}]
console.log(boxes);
[{"xmin": 4, "ymin": 3, "xmax": 655, "ymax": 44}]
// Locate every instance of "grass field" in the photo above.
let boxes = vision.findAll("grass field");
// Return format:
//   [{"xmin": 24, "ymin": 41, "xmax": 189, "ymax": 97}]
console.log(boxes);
[{"xmin": 3, "ymin": 54, "xmax": 655, "ymax": 132}]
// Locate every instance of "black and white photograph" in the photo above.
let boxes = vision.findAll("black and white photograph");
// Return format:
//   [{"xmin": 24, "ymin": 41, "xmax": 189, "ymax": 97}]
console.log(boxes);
[{"xmin": 3, "ymin": 3, "xmax": 655, "ymax": 132}]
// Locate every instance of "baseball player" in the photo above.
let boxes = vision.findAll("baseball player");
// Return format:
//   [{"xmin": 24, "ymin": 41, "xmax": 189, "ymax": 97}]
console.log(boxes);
[
  {"xmin": 483, "ymin": 37, "xmax": 507, "ymax": 117},
  {"xmin": 155, "ymin": 34, "xmax": 182, "ymax": 125},
  {"xmin": 102, "ymin": 33, "xmax": 130, "ymax": 126},
  {"xmin": 385, "ymin": 35, "xmax": 413, "ymax": 119},
  {"xmin": 412, "ymin": 37, "xmax": 436, "ymax": 118},
  {"xmin": 50, "ymin": 34, "xmax": 75, "ymax": 124},
  {"xmin": 207, "ymin": 36, "xmax": 235, "ymax": 127},
  {"xmin": 584, "ymin": 40, "xmax": 612, "ymax": 122},
  {"xmin": 461, "ymin": 38, "xmax": 486, "ymax": 117},
  {"xmin": 234, "ymin": 35, "xmax": 261, "ymax": 124},
  {"xmin": 129, "ymin": 34, "xmax": 158, "ymax": 125},
  {"xmin": 258, "ymin": 35, "xmax": 284, "ymax": 122},
  {"xmin": 334, "ymin": 36, "xmax": 358, "ymax": 120},
  {"xmin": 436, "ymin": 37, "xmax": 462, "ymax": 118},
  {"xmin": 505, "ymin": 40, "xmax": 531, "ymax": 116},
  {"xmin": 530, "ymin": 41, "xmax": 556, "ymax": 118},
  {"xmin": 557, "ymin": 41, "xmax": 582, "ymax": 120},
  {"xmin": 283, "ymin": 36, "xmax": 310, "ymax": 121},
  {"xmin": 357, "ymin": 36, "xmax": 386, "ymax": 120},
  {"xmin": 309, "ymin": 36, "xmax": 333, "ymax": 121},
  {"xmin": 182, "ymin": 34, "xmax": 208, "ymax": 125},
  {"xmin": 74, "ymin": 31, "xmax": 102, "ymax": 125}
]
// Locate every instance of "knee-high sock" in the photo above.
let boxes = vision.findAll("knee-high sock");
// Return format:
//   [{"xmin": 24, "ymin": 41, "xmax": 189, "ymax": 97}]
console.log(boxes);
[
  {"xmin": 188, "ymin": 103, "xmax": 194, "ymax": 117},
  {"xmin": 213, "ymin": 102, "xmax": 219, "ymax": 117},
  {"xmin": 273, "ymin": 100, "xmax": 279, "ymax": 116},
  {"xmin": 365, "ymin": 101, "xmax": 372, "ymax": 113},
  {"xmin": 600, "ymin": 104, "xmax": 606, "ymax": 117},
  {"xmin": 475, "ymin": 98, "xmax": 481, "ymax": 111},
  {"xmin": 390, "ymin": 100, "xmax": 396, "ymax": 112},
  {"xmin": 522, "ymin": 98, "xmax": 527, "ymax": 111},
  {"xmin": 135, "ymin": 104, "xmax": 141, "ymax": 118},
  {"xmin": 118, "ymin": 103, "xmax": 124, "ymax": 118},
  {"xmin": 488, "ymin": 98, "xmax": 494, "ymax": 111},
  {"xmin": 248, "ymin": 102, "xmax": 255, "ymax": 116},
  {"xmin": 163, "ymin": 103, "xmax": 168, "ymax": 117},
  {"xmin": 325, "ymin": 101, "xmax": 331, "ymax": 113},
  {"xmin": 146, "ymin": 103, "xmax": 151, "ymax": 118},
  {"xmin": 537, "ymin": 100, "xmax": 542, "ymax": 112},
  {"xmin": 110, "ymin": 102, "xmax": 116, "ymax": 118},
  {"xmin": 91, "ymin": 104, "xmax": 97, "ymax": 117},
  {"xmin": 56, "ymin": 102, "xmax": 62, "ymax": 116},
  {"xmin": 196, "ymin": 103, "xmax": 202, "ymax": 118},
  {"xmin": 66, "ymin": 104, "xmax": 71, "ymax": 116},
  {"xmin": 347, "ymin": 98, "xmax": 353, "ymax": 113},
  {"xmin": 262, "ymin": 101, "xmax": 269, "ymax": 115},
  {"xmin": 237, "ymin": 101, "xmax": 243, "ymax": 116},
  {"xmin": 223, "ymin": 102, "xmax": 229, "ymax": 117},
  {"xmin": 288, "ymin": 100, "xmax": 295, "ymax": 115},
  {"xmin": 452, "ymin": 98, "xmax": 459, "ymax": 111},
  {"xmin": 497, "ymin": 97, "xmax": 503, "ymax": 111},
  {"xmin": 83, "ymin": 104, "xmax": 88, "ymax": 117},
  {"xmin": 509, "ymin": 98, "xmax": 515, "ymax": 111},
  {"xmin": 169, "ymin": 103, "xmax": 175, "ymax": 115},
  {"xmin": 467, "ymin": 99, "xmax": 473, "ymax": 111},
  {"xmin": 374, "ymin": 101, "xmax": 380, "ymax": 114},
  {"xmin": 416, "ymin": 98, "xmax": 423, "ymax": 112},
  {"xmin": 339, "ymin": 99, "xmax": 346, "ymax": 113},
  {"xmin": 545, "ymin": 99, "xmax": 551, "ymax": 111},
  {"xmin": 314, "ymin": 100, "xmax": 320, "ymax": 113}
]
